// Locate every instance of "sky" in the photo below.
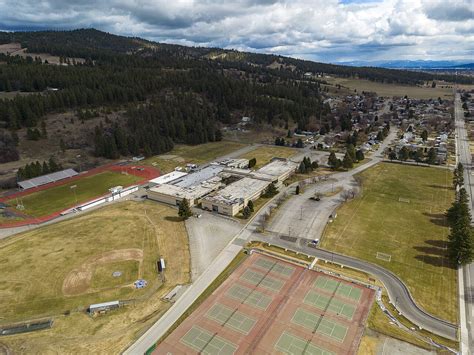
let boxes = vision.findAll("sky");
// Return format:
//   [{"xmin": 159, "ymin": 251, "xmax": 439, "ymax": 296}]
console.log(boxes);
[{"xmin": 0, "ymin": 0, "xmax": 472, "ymax": 63}]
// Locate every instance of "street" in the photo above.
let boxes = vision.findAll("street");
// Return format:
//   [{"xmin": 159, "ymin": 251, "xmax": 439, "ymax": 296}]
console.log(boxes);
[
  {"xmin": 125, "ymin": 127, "xmax": 459, "ymax": 353},
  {"xmin": 454, "ymin": 92, "xmax": 474, "ymax": 355}
]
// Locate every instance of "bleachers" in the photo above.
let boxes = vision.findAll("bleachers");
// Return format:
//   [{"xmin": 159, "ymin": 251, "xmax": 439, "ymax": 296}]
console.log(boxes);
[{"xmin": 18, "ymin": 169, "xmax": 78, "ymax": 190}]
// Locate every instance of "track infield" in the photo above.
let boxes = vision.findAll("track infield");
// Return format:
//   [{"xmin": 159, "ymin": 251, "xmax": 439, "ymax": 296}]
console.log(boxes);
[{"xmin": 156, "ymin": 253, "xmax": 375, "ymax": 355}]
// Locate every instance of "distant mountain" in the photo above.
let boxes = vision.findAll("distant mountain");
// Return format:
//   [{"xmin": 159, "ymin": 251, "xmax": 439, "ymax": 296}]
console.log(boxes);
[
  {"xmin": 449, "ymin": 63, "xmax": 474, "ymax": 69},
  {"xmin": 337, "ymin": 60, "xmax": 473, "ymax": 70}
]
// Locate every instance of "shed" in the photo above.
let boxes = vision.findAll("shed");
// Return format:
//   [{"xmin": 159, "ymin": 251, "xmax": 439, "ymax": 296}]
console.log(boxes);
[{"xmin": 89, "ymin": 300, "xmax": 120, "ymax": 314}]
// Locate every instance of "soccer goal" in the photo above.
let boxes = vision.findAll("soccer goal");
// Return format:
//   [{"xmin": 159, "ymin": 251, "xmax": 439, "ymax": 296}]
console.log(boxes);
[
  {"xmin": 398, "ymin": 197, "xmax": 410, "ymax": 203},
  {"xmin": 376, "ymin": 252, "xmax": 392, "ymax": 262}
]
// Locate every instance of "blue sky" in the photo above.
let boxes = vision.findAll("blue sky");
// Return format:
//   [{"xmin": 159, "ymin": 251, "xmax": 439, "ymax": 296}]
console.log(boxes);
[{"xmin": 0, "ymin": 0, "xmax": 472, "ymax": 63}]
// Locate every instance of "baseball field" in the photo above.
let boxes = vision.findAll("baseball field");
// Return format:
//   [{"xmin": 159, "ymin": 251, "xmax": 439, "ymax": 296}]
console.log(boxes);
[{"xmin": 0, "ymin": 200, "xmax": 190, "ymax": 353}]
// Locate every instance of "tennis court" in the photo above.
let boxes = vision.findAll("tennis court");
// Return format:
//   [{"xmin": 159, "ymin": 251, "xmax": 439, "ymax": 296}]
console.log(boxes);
[
  {"xmin": 240, "ymin": 269, "xmax": 284, "ymax": 292},
  {"xmin": 156, "ymin": 253, "xmax": 375, "ymax": 355},
  {"xmin": 253, "ymin": 258, "xmax": 295, "ymax": 278},
  {"xmin": 180, "ymin": 325, "xmax": 237, "ymax": 354},
  {"xmin": 275, "ymin": 331, "xmax": 335, "ymax": 355},
  {"xmin": 291, "ymin": 308, "xmax": 348, "ymax": 342},
  {"xmin": 304, "ymin": 290, "xmax": 356, "ymax": 320},
  {"xmin": 226, "ymin": 284, "xmax": 273, "ymax": 310},
  {"xmin": 206, "ymin": 304, "xmax": 257, "ymax": 335},
  {"xmin": 313, "ymin": 276, "xmax": 362, "ymax": 302}
]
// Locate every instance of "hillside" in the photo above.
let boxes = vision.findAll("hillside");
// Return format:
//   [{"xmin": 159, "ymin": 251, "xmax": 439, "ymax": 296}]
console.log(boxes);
[{"xmin": 0, "ymin": 29, "xmax": 472, "ymax": 184}]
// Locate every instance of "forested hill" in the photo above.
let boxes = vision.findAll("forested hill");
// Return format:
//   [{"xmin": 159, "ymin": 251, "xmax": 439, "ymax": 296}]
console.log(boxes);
[{"xmin": 0, "ymin": 29, "xmax": 471, "ymax": 161}]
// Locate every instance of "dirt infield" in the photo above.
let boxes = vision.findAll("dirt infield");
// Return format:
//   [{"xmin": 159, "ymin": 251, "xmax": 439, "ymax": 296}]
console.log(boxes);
[
  {"xmin": 62, "ymin": 248, "xmax": 143, "ymax": 296},
  {"xmin": 157, "ymin": 253, "xmax": 374, "ymax": 355},
  {"xmin": 0, "ymin": 163, "xmax": 160, "ymax": 228}
]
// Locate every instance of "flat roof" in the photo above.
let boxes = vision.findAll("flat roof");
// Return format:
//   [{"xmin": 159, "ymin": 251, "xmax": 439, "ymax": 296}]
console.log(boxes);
[
  {"xmin": 149, "ymin": 178, "xmax": 222, "ymax": 200},
  {"xmin": 90, "ymin": 300, "xmax": 119, "ymax": 309},
  {"xmin": 173, "ymin": 165, "xmax": 224, "ymax": 188},
  {"xmin": 255, "ymin": 159, "xmax": 297, "ymax": 178},
  {"xmin": 149, "ymin": 171, "xmax": 188, "ymax": 185},
  {"xmin": 203, "ymin": 177, "xmax": 269, "ymax": 206}
]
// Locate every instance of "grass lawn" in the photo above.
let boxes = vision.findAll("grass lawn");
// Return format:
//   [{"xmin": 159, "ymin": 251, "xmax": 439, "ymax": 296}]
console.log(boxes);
[
  {"xmin": 324, "ymin": 77, "xmax": 454, "ymax": 100},
  {"xmin": 142, "ymin": 141, "xmax": 246, "ymax": 173},
  {"xmin": 321, "ymin": 162, "xmax": 457, "ymax": 323},
  {"xmin": 0, "ymin": 200, "xmax": 190, "ymax": 354},
  {"xmin": 239, "ymin": 145, "xmax": 298, "ymax": 169},
  {"xmin": 8, "ymin": 171, "xmax": 141, "ymax": 217},
  {"xmin": 90, "ymin": 260, "xmax": 140, "ymax": 289}
]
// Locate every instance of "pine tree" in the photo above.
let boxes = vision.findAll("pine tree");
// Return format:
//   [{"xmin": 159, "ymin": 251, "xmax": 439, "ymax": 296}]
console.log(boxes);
[
  {"xmin": 355, "ymin": 150, "xmax": 364, "ymax": 162},
  {"xmin": 328, "ymin": 151, "xmax": 338, "ymax": 170},
  {"xmin": 178, "ymin": 199, "xmax": 193, "ymax": 220},
  {"xmin": 263, "ymin": 183, "xmax": 278, "ymax": 197},
  {"xmin": 342, "ymin": 152, "xmax": 353, "ymax": 169},
  {"xmin": 242, "ymin": 206, "xmax": 252, "ymax": 219},
  {"xmin": 248, "ymin": 158, "xmax": 257, "ymax": 169},
  {"xmin": 295, "ymin": 185, "xmax": 300, "ymax": 195},
  {"xmin": 247, "ymin": 200, "xmax": 254, "ymax": 212}
]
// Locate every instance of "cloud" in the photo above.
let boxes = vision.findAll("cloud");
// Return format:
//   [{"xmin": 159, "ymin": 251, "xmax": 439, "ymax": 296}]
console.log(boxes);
[
  {"xmin": 0, "ymin": 0, "xmax": 472, "ymax": 62},
  {"xmin": 424, "ymin": 0, "xmax": 473, "ymax": 22}
]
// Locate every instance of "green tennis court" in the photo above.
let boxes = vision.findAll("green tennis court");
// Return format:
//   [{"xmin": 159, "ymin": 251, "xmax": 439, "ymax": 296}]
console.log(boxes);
[
  {"xmin": 226, "ymin": 284, "xmax": 273, "ymax": 310},
  {"xmin": 240, "ymin": 269, "xmax": 284, "ymax": 292},
  {"xmin": 180, "ymin": 325, "xmax": 237, "ymax": 354},
  {"xmin": 206, "ymin": 304, "xmax": 257, "ymax": 335},
  {"xmin": 254, "ymin": 258, "xmax": 295, "ymax": 278},
  {"xmin": 275, "ymin": 331, "xmax": 335, "ymax": 355},
  {"xmin": 304, "ymin": 290, "xmax": 356, "ymax": 320},
  {"xmin": 313, "ymin": 277, "xmax": 362, "ymax": 302},
  {"xmin": 291, "ymin": 308, "xmax": 348, "ymax": 342}
]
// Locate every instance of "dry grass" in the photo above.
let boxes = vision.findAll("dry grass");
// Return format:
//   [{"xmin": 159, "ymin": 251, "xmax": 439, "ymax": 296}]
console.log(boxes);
[
  {"xmin": 321, "ymin": 163, "xmax": 457, "ymax": 323},
  {"xmin": 0, "ymin": 200, "xmax": 190, "ymax": 353},
  {"xmin": 239, "ymin": 145, "xmax": 298, "ymax": 168},
  {"xmin": 357, "ymin": 334, "xmax": 378, "ymax": 355},
  {"xmin": 324, "ymin": 77, "xmax": 455, "ymax": 100},
  {"xmin": 142, "ymin": 141, "xmax": 246, "ymax": 173}
]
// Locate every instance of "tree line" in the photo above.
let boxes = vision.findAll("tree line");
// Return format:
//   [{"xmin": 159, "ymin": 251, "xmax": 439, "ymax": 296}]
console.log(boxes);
[
  {"xmin": 446, "ymin": 163, "xmax": 473, "ymax": 265},
  {"xmin": 17, "ymin": 157, "xmax": 63, "ymax": 181}
]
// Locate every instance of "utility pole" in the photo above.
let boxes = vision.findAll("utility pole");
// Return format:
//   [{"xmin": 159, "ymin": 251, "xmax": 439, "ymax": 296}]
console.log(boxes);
[{"xmin": 70, "ymin": 185, "xmax": 78, "ymax": 204}]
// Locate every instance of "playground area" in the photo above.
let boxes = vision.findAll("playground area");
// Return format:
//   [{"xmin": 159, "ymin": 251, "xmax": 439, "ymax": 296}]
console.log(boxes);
[{"xmin": 157, "ymin": 253, "xmax": 374, "ymax": 354}]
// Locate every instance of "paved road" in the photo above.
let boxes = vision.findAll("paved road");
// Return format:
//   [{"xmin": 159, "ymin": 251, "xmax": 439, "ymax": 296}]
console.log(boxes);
[
  {"xmin": 454, "ymin": 92, "xmax": 474, "ymax": 354},
  {"xmin": 252, "ymin": 232, "xmax": 458, "ymax": 340},
  {"xmin": 125, "ymin": 132, "xmax": 457, "ymax": 354}
]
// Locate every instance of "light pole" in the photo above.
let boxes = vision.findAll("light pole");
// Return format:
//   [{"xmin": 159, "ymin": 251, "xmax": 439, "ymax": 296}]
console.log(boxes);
[{"xmin": 70, "ymin": 185, "xmax": 78, "ymax": 204}]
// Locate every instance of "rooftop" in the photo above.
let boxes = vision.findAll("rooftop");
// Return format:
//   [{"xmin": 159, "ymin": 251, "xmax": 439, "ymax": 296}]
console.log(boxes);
[
  {"xmin": 149, "ymin": 171, "xmax": 188, "ymax": 185},
  {"xmin": 203, "ymin": 177, "xmax": 269, "ymax": 206},
  {"xmin": 149, "ymin": 177, "xmax": 222, "ymax": 200},
  {"xmin": 172, "ymin": 165, "xmax": 224, "ymax": 188}
]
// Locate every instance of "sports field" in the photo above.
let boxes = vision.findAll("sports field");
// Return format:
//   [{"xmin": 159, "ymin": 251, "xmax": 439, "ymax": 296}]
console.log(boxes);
[
  {"xmin": 323, "ymin": 77, "xmax": 455, "ymax": 100},
  {"xmin": 5, "ymin": 171, "xmax": 141, "ymax": 218},
  {"xmin": 0, "ymin": 200, "xmax": 190, "ymax": 353},
  {"xmin": 239, "ymin": 145, "xmax": 298, "ymax": 168},
  {"xmin": 157, "ymin": 253, "xmax": 374, "ymax": 354},
  {"xmin": 322, "ymin": 162, "xmax": 457, "ymax": 323},
  {"xmin": 142, "ymin": 141, "xmax": 246, "ymax": 173}
]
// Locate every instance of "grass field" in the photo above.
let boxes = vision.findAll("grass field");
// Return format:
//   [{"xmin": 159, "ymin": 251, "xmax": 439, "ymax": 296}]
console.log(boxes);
[
  {"xmin": 7, "ymin": 171, "xmax": 141, "ymax": 217},
  {"xmin": 321, "ymin": 162, "xmax": 457, "ymax": 323},
  {"xmin": 324, "ymin": 77, "xmax": 454, "ymax": 100},
  {"xmin": 90, "ymin": 260, "xmax": 140, "ymax": 289},
  {"xmin": 142, "ymin": 141, "xmax": 246, "ymax": 173},
  {"xmin": 239, "ymin": 145, "xmax": 297, "ymax": 168},
  {"xmin": 0, "ymin": 200, "xmax": 190, "ymax": 354}
]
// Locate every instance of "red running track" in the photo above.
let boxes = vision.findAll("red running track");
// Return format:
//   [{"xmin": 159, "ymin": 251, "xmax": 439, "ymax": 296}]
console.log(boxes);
[{"xmin": 0, "ymin": 163, "xmax": 160, "ymax": 229}]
